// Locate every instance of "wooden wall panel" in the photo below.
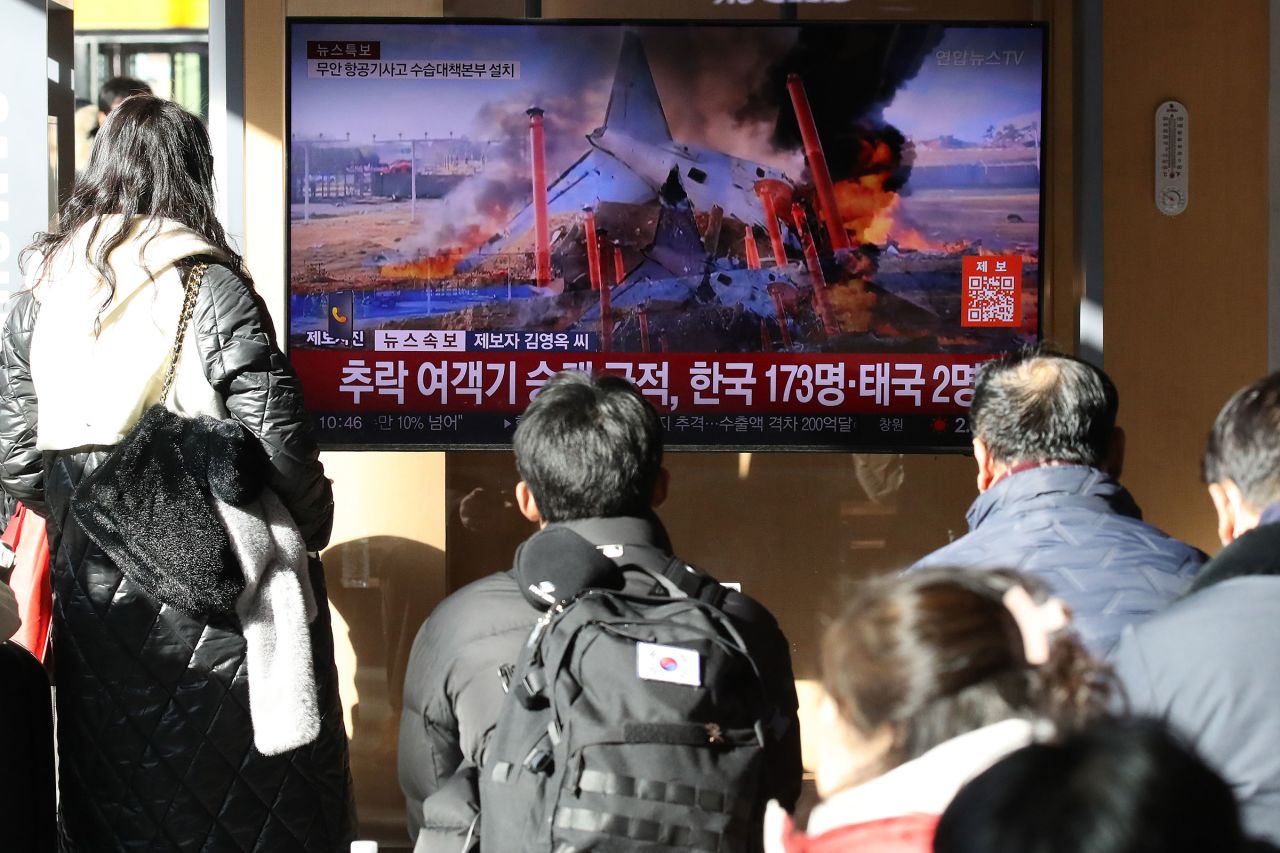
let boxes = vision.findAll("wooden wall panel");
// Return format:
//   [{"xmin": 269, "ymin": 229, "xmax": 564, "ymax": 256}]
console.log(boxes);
[{"xmin": 1102, "ymin": 0, "xmax": 1269, "ymax": 551}]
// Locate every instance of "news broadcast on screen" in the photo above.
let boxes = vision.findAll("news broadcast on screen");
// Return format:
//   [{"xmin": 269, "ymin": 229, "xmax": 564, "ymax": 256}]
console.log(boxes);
[{"xmin": 286, "ymin": 19, "xmax": 1045, "ymax": 449}]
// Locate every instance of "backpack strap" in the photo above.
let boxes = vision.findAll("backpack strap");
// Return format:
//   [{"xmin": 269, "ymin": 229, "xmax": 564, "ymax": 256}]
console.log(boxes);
[{"xmin": 651, "ymin": 556, "xmax": 729, "ymax": 609}]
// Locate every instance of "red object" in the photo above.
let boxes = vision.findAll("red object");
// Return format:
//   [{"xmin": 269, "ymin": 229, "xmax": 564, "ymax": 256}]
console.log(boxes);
[
  {"xmin": 583, "ymin": 208, "xmax": 602, "ymax": 292},
  {"xmin": 612, "ymin": 243, "xmax": 626, "ymax": 286},
  {"xmin": 755, "ymin": 181, "xmax": 791, "ymax": 267},
  {"xmin": 295, "ymin": 349, "xmax": 994, "ymax": 415},
  {"xmin": 767, "ymin": 285, "xmax": 794, "ymax": 348},
  {"xmin": 527, "ymin": 107, "xmax": 552, "ymax": 285},
  {"xmin": 760, "ymin": 318, "xmax": 773, "ymax": 352},
  {"xmin": 990, "ymin": 458, "xmax": 1072, "ymax": 489},
  {"xmin": 791, "ymin": 202, "xmax": 841, "ymax": 337},
  {"xmin": 598, "ymin": 266, "xmax": 613, "ymax": 353},
  {"xmin": 775, "ymin": 811, "xmax": 938, "ymax": 853},
  {"xmin": 787, "ymin": 73, "xmax": 850, "ymax": 251},
  {"xmin": 2, "ymin": 503, "xmax": 51, "ymax": 662},
  {"xmin": 638, "ymin": 307, "xmax": 651, "ymax": 353},
  {"xmin": 744, "ymin": 227, "xmax": 762, "ymax": 269},
  {"xmin": 961, "ymin": 255, "xmax": 1024, "ymax": 328}
]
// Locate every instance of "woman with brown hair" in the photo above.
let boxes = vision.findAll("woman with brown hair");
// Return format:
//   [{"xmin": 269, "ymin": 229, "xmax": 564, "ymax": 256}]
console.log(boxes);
[{"xmin": 765, "ymin": 567, "xmax": 1111, "ymax": 853}]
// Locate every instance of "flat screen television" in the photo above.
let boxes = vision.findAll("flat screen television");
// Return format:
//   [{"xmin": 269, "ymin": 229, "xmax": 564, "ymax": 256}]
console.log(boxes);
[{"xmin": 286, "ymin": 18, "xmax": 1045, "ymax": 450}]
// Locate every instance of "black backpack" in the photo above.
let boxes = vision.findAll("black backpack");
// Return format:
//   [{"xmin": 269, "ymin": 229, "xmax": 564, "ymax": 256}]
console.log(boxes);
[{"xmin": 479, "ymin": 553, "xmax": 776, "ymax": 853}]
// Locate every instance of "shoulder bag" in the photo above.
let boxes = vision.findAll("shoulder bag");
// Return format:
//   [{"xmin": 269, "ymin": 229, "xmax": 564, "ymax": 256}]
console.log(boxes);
[{"xmin": 70, "ymin": 260, "xmax": 268, "ymax": 616}]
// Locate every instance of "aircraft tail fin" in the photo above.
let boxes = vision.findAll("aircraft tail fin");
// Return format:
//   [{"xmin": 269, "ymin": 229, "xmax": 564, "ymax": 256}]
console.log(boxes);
[{"xmin": 601, "ymin": 31, "xmax": 672, "ymax": 143}]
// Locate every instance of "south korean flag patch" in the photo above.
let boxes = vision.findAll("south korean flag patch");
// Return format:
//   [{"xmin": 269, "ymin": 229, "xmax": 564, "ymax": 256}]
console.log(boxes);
[{"xmin": 636, "ymin": 641, "xmax": 701, "ymax": 688}]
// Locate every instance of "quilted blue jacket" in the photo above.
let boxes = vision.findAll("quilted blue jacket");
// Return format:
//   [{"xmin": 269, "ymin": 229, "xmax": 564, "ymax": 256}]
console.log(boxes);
[{"xmin": 909, "ymin": 464, "xmax": 1205, "ymax": 656}]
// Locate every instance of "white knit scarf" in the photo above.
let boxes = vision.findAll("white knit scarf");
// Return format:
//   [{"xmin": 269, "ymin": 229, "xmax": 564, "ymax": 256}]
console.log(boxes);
[{"xmin": 213, "ymin": 489, "xmax": 321, "ymax": 756}]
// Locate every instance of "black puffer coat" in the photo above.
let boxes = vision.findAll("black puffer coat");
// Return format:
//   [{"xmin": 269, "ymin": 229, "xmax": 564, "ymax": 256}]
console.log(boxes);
[{"xmin": 0, "ymin": 263, "xmax": 355, "ymax": 851}]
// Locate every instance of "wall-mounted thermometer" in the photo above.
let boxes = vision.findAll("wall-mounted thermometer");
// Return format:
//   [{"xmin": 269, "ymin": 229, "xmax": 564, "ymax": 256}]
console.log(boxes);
[{"xmin": 1155, "ymin": 100, "xmax": 1189, "ymax": 216}]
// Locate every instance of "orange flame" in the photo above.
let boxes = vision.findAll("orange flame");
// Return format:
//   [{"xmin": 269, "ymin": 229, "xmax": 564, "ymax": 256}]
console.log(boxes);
[
  {"xmin": 827, "ymin": 278, "xmax": 876, "ymax": 333},
  {"xmin": 861, "ymin": 195, "xmax": 944, "ymax": 251},
  {"xmin": 832, "ymin": 137, "xmax": 948, "ymax": 252},
  {"xmin": 380, "ymin": 247, "xmax": 468, "ymax": 279},
  {"xmin": 379, "ymin": 224, "xmax": 491, "ymax": 279}
]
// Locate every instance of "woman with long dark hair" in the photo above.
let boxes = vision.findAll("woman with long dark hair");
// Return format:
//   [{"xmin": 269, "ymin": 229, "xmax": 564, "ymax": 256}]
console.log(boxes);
[{"xmin": 0, "ymin": 95, "xmax": 353, "ymax": 850}]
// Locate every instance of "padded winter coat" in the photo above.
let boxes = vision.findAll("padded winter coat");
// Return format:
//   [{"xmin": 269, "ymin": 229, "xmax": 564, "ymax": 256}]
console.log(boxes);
[
  {"xmin": 0, "ymin": 261, "xmax": 354, "ymax": 851},
  {"xmin": 1113, "ymin": 520, "xmax": 1280, "ymax": 845},
  {"xmin": 399, "ymin": 515, "xmax": 803, "ymax": 852},
  {"xmin": 910, "ymin": 464, "xmax": 1204, "ymax": 656},
  {"xmin": 765, "ymin": 719, "xmax": 1043, "ymax": 853}
]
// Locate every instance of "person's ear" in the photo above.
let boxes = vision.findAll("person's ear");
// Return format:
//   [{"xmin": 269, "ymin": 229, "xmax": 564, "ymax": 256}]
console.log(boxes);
[
  {"xmin": 515, "ymin": 480, "xmax": 544, "ymax": 526},
  {"xmin": 1105, "ymin": 426, "xmax": 1126, "ymax": 480},
  {"xmin": 973, "ymin": 436, "xmax": 999, "ymax": 493},
  {"xmin": 1209, "ymin": 479, "xmax": 1250, "ymax": 545},
  {"xmin": 651, "ymin": 466, "xmax": 670, "ymax": 508}
]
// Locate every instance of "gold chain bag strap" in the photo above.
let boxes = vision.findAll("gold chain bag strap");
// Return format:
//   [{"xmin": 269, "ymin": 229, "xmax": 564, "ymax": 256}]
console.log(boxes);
[
  {"xmin": 69, "ymin": 259, "xmax": 263, "ymax": 616},
  {"xmin": 158, "ymin": 260, "xmax": 209, "ymax": 406}
]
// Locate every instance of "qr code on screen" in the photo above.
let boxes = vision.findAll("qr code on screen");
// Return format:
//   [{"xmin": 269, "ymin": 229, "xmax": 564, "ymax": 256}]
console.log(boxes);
[
  {"xmin": 965, "ymin": 275, "xmax": 1018, "ymax": 324},
  {"xmin": 961, "ymin": 256, "xmax": 1022, "ymax": 328}
]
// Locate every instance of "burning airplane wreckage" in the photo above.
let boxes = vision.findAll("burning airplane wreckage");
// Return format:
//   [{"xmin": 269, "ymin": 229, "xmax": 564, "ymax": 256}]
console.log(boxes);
[{"xmin": 362, "ymin": 31, "xmax": 1038, "ymax": 354}]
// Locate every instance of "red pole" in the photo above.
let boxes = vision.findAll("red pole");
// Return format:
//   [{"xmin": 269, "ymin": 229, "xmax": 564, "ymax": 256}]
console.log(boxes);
[
  {"xmin": 791, "ymin": 202, "xmax": 840, "ymax": 337},
  {"xmin": 744, "ymin": 227, "xmax": 761, "ymax": 269},
  {"xmin": 638, "ymin": 307, "xmax": 651, "ymax": 352},
  {"xmin": 600, "ymin": 273, "xmax": 612, "ymax": 352},
  {"xmin": 767, "ymin": 284, "xmax": 794, "ymax": 348},
  {"xmin": 583, "ymin": 207, "xmax": 602, "ymax": 292},
  {"xmin": 660, "ymin": 335, "xmax": 669, "ymax": 353},
  {"xmin": 527, "ymin": 107, "xmax": 552, "ymax": 284},
  {"xmin": 760, "ymin": 318, "xmax": 773, "ymax": 352},
  {"xmin": 756, "ymin": 186, "xmax": 788, "ymax": 267},
  {"xmin": 786, "ymin": 73, "xmax": 850, "ymax": 251},
  {"xmin": 612, "ymin": 242, "xmax": 626, "ymax": 286}
]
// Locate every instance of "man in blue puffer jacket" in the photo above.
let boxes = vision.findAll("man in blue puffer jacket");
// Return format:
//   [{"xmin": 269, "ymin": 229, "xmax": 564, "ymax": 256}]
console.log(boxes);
[{"xmin": 909, "ymin": 348, "xmax": 1204, "ymax": 656}]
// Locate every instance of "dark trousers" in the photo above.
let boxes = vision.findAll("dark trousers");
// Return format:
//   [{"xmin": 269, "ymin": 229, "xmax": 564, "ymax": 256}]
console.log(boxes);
[{"xmin": 0, "ymin": 640, "xmax": 56, "ymax": 852}]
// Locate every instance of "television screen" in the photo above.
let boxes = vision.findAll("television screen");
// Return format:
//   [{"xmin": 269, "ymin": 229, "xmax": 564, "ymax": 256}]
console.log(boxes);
[{"xmin": 286, "ymin": 18, "xmax": 1045, "ymax": 449}]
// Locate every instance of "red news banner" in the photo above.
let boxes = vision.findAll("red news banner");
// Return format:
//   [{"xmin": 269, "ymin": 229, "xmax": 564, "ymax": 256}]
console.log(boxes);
[{"xmin": 296, "ymin": 352, "xmax": 991, "ymax": 416}]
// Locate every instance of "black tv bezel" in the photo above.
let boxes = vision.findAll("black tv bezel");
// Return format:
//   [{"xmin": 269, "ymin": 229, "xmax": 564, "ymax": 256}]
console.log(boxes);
[{"xmin": 283, "ymin": 16, "xmax": 1049, "ymax": 453}]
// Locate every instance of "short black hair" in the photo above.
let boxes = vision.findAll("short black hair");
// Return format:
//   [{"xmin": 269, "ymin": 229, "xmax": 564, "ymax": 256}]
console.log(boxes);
[
  {"xmin": 513, "ymin": 371, "xmax": 663, "ymax": 523},
  {"xmin": 970, "ymin": 346, "xmax": 1119, "ymax": 467},
  {"xmin": 98, "ymin": 76, "xmax": 153, "ymax": 114},
  {"xmin": 1202, "ymin": 372, "xmax": 1280, "ymax": 508},
  {"xmin": 935, "ymin": 716, "xmax": 1244, "ymax": 853}
]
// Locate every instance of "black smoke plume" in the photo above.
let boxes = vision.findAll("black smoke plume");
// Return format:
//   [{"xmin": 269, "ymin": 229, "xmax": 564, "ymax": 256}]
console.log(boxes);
[{"xmin": 737, "ymin": 24, "xmax": 946, "ymax": 181}]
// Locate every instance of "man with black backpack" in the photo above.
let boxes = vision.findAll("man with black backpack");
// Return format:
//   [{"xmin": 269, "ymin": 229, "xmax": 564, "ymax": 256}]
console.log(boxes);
[{"xmin": 398, "ymin": 371, "xmax": 802, "ymax": 852}]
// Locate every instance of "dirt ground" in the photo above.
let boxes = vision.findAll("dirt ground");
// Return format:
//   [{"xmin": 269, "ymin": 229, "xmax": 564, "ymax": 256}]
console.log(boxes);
[
  {"xmin": 897, "ymin": 188, "xmax": 1040, "ymax": 250},
  {"xmin": 290, "ymin": 199, "xmax": 442, "ymax": 281}
]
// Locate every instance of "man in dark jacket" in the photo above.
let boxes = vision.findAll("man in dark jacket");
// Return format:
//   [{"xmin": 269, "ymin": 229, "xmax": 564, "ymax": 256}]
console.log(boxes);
[
  {"xmin": 910, "ymin": 348, "xmax": 1203, "ymax": 656},
  {"xmin": 1113, "ymin": 372, "xmax": 1280, "ymax": 846},
  {"xmin": 398, "ymin": 371, "xmax": 802, "ymax": 851}
]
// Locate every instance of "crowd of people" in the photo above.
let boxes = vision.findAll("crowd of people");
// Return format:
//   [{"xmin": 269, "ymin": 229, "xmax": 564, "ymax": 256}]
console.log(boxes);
[{"xmin": 1, "ymin": 95, "xmax": 1278, "ymax": 853}]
